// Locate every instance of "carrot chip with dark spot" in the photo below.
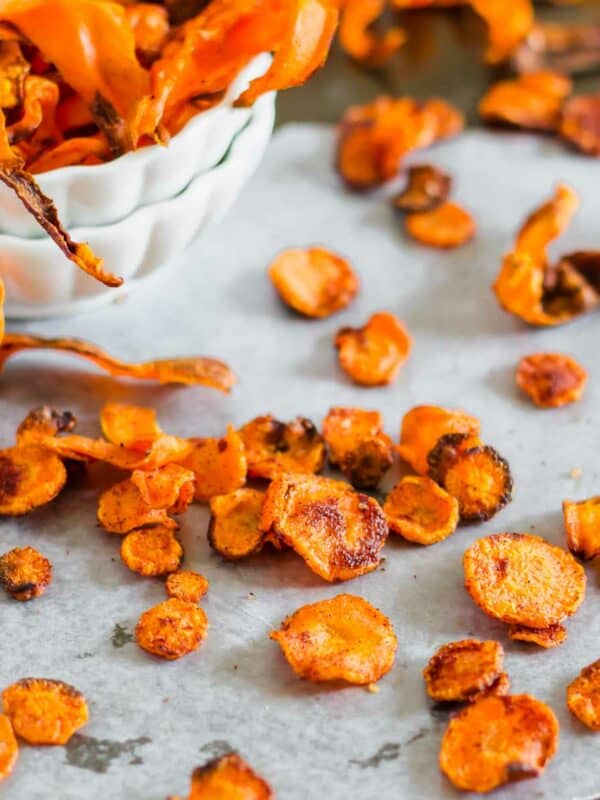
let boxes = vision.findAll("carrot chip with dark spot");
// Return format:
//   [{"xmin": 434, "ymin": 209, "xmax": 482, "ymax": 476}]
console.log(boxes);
[
  {"xmin": 135, "ymin": 598, "xmax": 208, "ymax": 660},
  {"xmin": 479, "ymin": 71, "xmax": 572, "ymax": 132},
  {"xmin": 405, "ymin": 201, "xmax": 475, "ymax": 249},
  {"xmin": 560, "ymin": 94, "xmax": 600, "ymax": 156},
  {"xmin": 208, "ymin": 488, "xmax": 266, "ymax": 561},
  {"xmin": 322, "ymin": 407, "xmax": 393, "ymax": 490},
  {"xmin": 398, "ymin": 405, "xmax": 481, "ymax": 475},
  {"xmin": 517, "ymin": 353, "xmax": 587, "ymax": 408},
  {"xmin": 0, "ymin": 545, "xmax": 52, "ymax": 601},
  {"xmin": 240, "ymin": 415, "xmax": 325, "ymax": 480},
  {"xmin": 423, "ymin": 639, "xmax": 504, "ymax": 703},
  {"xmin": 384, "ymin": 475, "xmax": 459, "ymax": 545},
  {"xmin": 335, "ymin": 311, "xmax": 412, "ymax": 386},
  {"xmin": 187, "ymin": 752, "xmax": 273, "ymax": 799},
  {"xmin": 0, "ymin": 445, "xmax": 67, "ymax": 516},
  {"xmin": 0, "ymin": 714, "xmax": 17, "ymax": 783},
  {"xmin": 2, "ymin": 678, "xmax": 88, "ymax": 745},
  {"xmin": 509, "ymin": 623, "xmax": 567, "ymax": 649},
  {"xmin": 165, "ymin": 571, "xmax": 208, "ymax": 604},
  {"xmin": 16, "ymin": 405, "xmax": 76, "ymax": 445},
  {"xmin": 393, "ymin": 164, "xmax": 452, "ymax": 214},
  {"xmin": 120, "ymin": 526, "xmax": 183, "ymax": 577},
  {"xmin": 567, "ymin": 659, "xmax": 600, "ymax": 731},
  {"xmin": 563, "ymin": 496, "xmax": 600, "ymax": 561}
]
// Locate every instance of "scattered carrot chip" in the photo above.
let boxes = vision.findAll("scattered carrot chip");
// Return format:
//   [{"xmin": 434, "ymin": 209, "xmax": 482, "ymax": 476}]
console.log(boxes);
[
  {"xmin": 393, "ymin": 164, "xmax": 451, "ymax": 214},
  {"xmin": 179, "ymin": 426, "xmax": 247, "ymax": 501},
  {"xmin": 2, "ymin": 678, "xmax": 88, "ymax": 745},
  {"xmin": 560, "ymin": 94, "xmax": 600, "ymax": 156},
  {"xmin": 135, "ymin": 597, "xmax": 208, "ymax": 660},
  {"xmin": 464, "ymin": 533, "xmax": 586, "ymax": 628},
  {"xmin": 261, "ymin": 473, "xmax": 388, "ymax": 582},
  {"xmin": 16, "ymin": 405, "xmax": 76, "ymax": 446},
  {"xmin": 0, "ymin": 445, "xmax": 66, "ymax": 516},
  {"xmin": 130, "ymin": 464, "xmax": 195, "ymax": 513},
  {"xmin": 240, "ymin": 415, "xmax": 325, "ymax": 480},
  {"xmin": 208, "ymin": 488, "xmax": 265, "ymax": 561},
  {"xmin": 98, "ymin": 478, "xmax": 179, "ymax": 535},
  {"xmin": 423, "ymin": 639, "xmax": 504, "ymax": 703},
  {"xmin": 384, "ymin": 475, "xmax": 459, "ymax": 545},
  {"xmin": 165, "ymin": 570, "xmax": 208, "ymax": 604},
  {"xmin": 0, "ymin": 714, "xmax": 17, "ymax": 783},
  {"xmin": 563, "ymin": 496, "xmax": 600, "ymax": 560},
  {"xmin": 335, "ymin": 311, "xmax": 412, "ymax": 386},
  {"xmin": 322, "ymin": 407, "xmax": 393, "ymax": 489},
  {"xmin": 100, "ymin": 403, "xmax": 162, "ymax": 448},
  {"xmin": 439, "ymin": 694, "xmax": 558, "ymax": 793},
  {"xmin": 268, "ymin": 247, "xmax": 359, "ymax": 318},
  {"xmin": 479, "ymin": 71, "xmax": 572, "ymax": 131},
  {"xmin": 405, "ymin": 201, "xmax": 475, "ymax": 249},
  {"xmin": 567, "ymin": 659, "xmax": 600, "ymax": 731},
  {"xmin": 121, "ymin": 526, "xmax": 183, "ymax": 577},
  {"xmin": 338, "ymin": 0, "xmax": 405, "ymax": 67},
  {"xmin": 398, "ymin": 405, "xmax": 481, "ymax": 476},
  {"xmin": 509, "ymin": 623, "xmax": 567, "ymax": 649},
  {"xmin": 516, "ymin": 352, "xmax": 587, "ymax": 408},
  {"xmin": 188, "ymin": 752, "xmax": 273, "ymax": 800},
  {"xmin": 0, "ymin": 545, "xmax": 52, "ymax": 601},
  {"xmin": 271, "ymin": 594, "xmax": 397, "ymax": 684}
]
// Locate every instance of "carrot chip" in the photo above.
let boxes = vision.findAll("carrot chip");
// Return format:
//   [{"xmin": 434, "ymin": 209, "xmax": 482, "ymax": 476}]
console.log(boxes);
[
  {"xmin": 479, "ymin": 71, "xmax": 572, "ymax": 132},
  {"xmin": 2, "ymin": 678, "xmax": 88, "ymax": 745},
  {"xmin": 560, "ymin": 94, "xmax": 600, "ymax": 156},
  {"xmin": 98, "ymin": 478, "xmax": 179, "ymax": 535},
  {"xmin": 563, "ymin": 496, "xmax": 600, "ymax": 561},
  {"xmin": 516, "ymin": 353, "xmax": 587, "ymax": 408},
  {"xmin": 100, "ymin": 402, "xmax": 162, "ymax": 447},
  {"xmin": 423, "ymin": 639, "xmax": 504, "ymax": 703},
  {"xmin": 208, "ymin": 488, "xmax": 265, "ymax": 561},
  {"xmin": 398, "ymin": 405, "xmax": 481, "ymax": 476},
  {"xmin": 338, "ymin": 0, "xmax": 405, "ymax": 67},
  {"xmin": 0, "ymin": 445, "xmax": 67, "ymax": 516},
  {"xmin": 179, "ymin": 426, "xmax": 247, "ymax": 501},
  {"xmin": 121, "ymin": 526, "xmax": 183, "ymax": 577},
  {"xmin": 509, "ymin": 623, "xmax": 567, "ymax": 649},
  {"xmin": 322, "ymin": 407, "xmax": 393, "ymax": 490},
  {"xmin": 135, "ymin": 598, "xmax": 208, "ymax": 660},
  {"xmin": 384, "ymin": 475, "xmax": 459, "ymax": 545},
  {"xmin": 0, "ymin": 714, "xmax": 17, "ymax": 783},
  {"xmin": 393, "ymin": 164, "xmax": 452, "ymax": 214},
  {"xmin": 0, "ymin": 545, "xmax": 52, "ymax": 601},
  {"xmin": 165, "ymin": 571, "xmax": 208, "ymax": 604},
  {"xmin": 335, "ymin": 311, "xmax": 412, "ymax": 386},
  {"xmin": 130, "ymin": 464, "xmax": 195, "ymax": 514},
  {"xmin": 567, "ymin": 659, "xmax": 600, "ymax": 731},
  {"xmin": 405, "ymin": 201, "xmax": 475, "ymax": 249},
  {"xmin": 240, "ymin": 415, "xmax": 325, "ymax": 480},
  {"xmin": 16, "ymin": 405, "xmax": 76, "ymax": 445},
  {"xmin": 470, "ymin": 671, "xmax": 511, "ymax": 703},
  {"xmin": 187, "ymin": 752, "xmax": 273, "ymax": 799}
]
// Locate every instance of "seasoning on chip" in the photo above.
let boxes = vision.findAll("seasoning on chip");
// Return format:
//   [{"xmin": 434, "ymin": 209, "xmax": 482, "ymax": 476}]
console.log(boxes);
[
  {"xmin": 508, "ymin": 623, "xmax": 567, "ymax": 649},
  {"xmin": 335, "ymin": 311, "xmax": 412, "ymax": 386},
  {"xmin": 208, "ymin": 488, "xmax": 266, "ymax": 560},
  {"xmin": 516, "ymin": 353, "xmax": 587, "ymax": 408},
  {"xmin": 0, "ymin": 445, "xmax": 67, "ymax": 516},
  {"xmin": 2, "ymin": 678, "xmax": 88, "ymax": 745},
  {"xmin": 120, "ymin": 526, "xmax": 183, "ymax": 576},
  {"xmin": 240, "ymin": 415, "xmax": 325, "ymax": 480},
  {"xmin": 423, "ymin": 640, "xmax": 504, "ymax": 703},
  {"xmin": 384, "ymin": 475, "xmax": 459, "ymax": 545},
  {"xmin": 165, "ymin": 571, "xmax": 209, "ymax": 604},
  {"xmin": 135, "ymin": 598, "xmax": 208, "ymax": 660},
  {"xmin": 0, "ymin": 545, "xmax": 52, "ymax": 601},
  {"xmin": 322, "ymin": 407, "xmax": 393, "ymax": 490}
]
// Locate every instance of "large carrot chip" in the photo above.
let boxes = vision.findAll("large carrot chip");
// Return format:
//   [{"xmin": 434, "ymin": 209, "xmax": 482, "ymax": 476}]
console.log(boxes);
[
  {"xmin": 0, "ymin": 445, "xmax": 66, "ymax": 516},
  {"xmin": 100, "ymin": 403, "xmax": 162, "ymax": 448},
  {"xmin": 2, "ymin": 678, "xmax": 88, "ymax": 745},
  {"xmin": 464, "ymin": 533, "xmax": 586, "ymax": 628},
  {"xmin": 0, "ymin": 40, "xmax": 28, "ymax": 110},
  {"xmin": 439, "ymin": 694, "xmax": 558, "ymax": 793},
  {"xmin": 338, "ymin": 0, "xmax": 405, "ymax": 67},
  {"xmin": 567, "ymin": 660, "xmax": 600, "ymax": 731},
  {"xmin": 322, "ymin": 407, "xmax": 393, "ymax": 489},
  {"xmin": 384, "ymin": 475, "xmax": 459, "ymax": 545},
  {"xmin": 135, "ymin": 597, "xmax": 208, "ymax": 660},
  {"xmin": 563, "ymin": 496, "xmax": 600, "ymax": 561},
  {"xmin": 393, "ymin": 164, "xmax": 451, "ymax": 214},
  {"xmin": 405, "ymin": 201, "xmax": 475, "ymax": 249},
  {"xmin": 165, "ymin": 570, "xmax": 209, "ymax": 604},
  {"xmin": 423, "ymin": 639, "xmax": 504, "ymax": 703},
  {"xmin": 0, "ymin": 715, "xmax": 17, "ymax": 783},
  {"xmin": 509, "ymin": 623, "xmax": 567, "ymax": 649},
  {"xmin": 98, "ymin": 478, "xmax": 178, "ymax": 535},
  {"xmin": 179, "ymin": 426, "xmax": 247, "ymax": 501},
  {"xmin": 121, "ymin": 526, "xmax": 183, "ymax": 576},
  {"xmin": 188, "ymin": 753, "xmax": 273, "ymax": 800},
  {"xmin": 0, "ymin": 545, "xmax": 52, "ymax": 601},
  {"xmin": 130, "ymin": 464, "xmax": 195, "ymax": 513},
  {"xmin": 479, "ymin": 71, "xmax": 571, "ymax": 132},
  {"xmin": 397, "ymin": 405, "xmax": 480, "ymax": 475},
  {"xmin": 240, "ymin": 415, "xmax": 325, "ymax": 480},
  {"xmin": 208, "ymin": 488, "xmax": 265, "ymax": 561},
  {"xmin": 516, "ymin": 352, "xmax": 587, "ymax": 408},
  {"xmin": 268, "ymin": 247, "xmax": 359, "ymax": 319},
  {"xmin": 271, "ymin": 594, "xmax": 397, "ymax": 684},
  {"xmin": 560, "ymin": 94, "xmax": 600, "ymax": 156},
  {"xmin": 335, "ymin": 311, "xmax": 412, "ymax": 386},
  {"xmin": 261, "ymin": 473, "xmax": 388, "ymax": 581}
]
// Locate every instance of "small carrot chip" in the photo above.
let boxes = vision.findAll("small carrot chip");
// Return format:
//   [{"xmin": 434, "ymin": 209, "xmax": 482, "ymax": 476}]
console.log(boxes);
[
  {"xmin": 560, "ymin": 94, "xmax": 600, "ymax": 156},
  {"xmin": 179, "ymin": 426, "xmax": 247, "ymax": 501},
  {"xmin": 240, "ymin": 415, "xmax": 325, "ymax": 480},
  {"xmin": 439, "ymin": 694, "xmax": 558, "ymax": 793},
  {"xmin": 516, "ymin": 353, "xmax": 587, "ymax": 408},
  {"xmin": 405, "ymin": 201, "xmax": 475, "ymax": 249},
  {"xmin": 423, "ymin": 640, "xmax": 504, "ymax": 703},
  {"xmin": 130, "ymin": 464, "xmax": 195, "ymax": 514},
  {"xmin": 271, "ymin": 594, "xmax": 397, "ymax": 684},
  {"xmin": 188, "ymin": 753, "xmax": 273, "ymax": 800},
  {"xmin": 120, "ymin": 526, "xmax": 183, "ymax": 577},
  {"xmin": 567, "ymin": 659, "xmax": 600, "ymax": 731},
  {"xmin": 393, "ymin": 164, "xmax": 452, "ymax": 214},
  {"xmin": 0, "ymin": 445, "xmax": 67, "ymax": 516},
  {"xmin": 135, "ymin": 598, "xmax": 208, "ymax": 660},
  {"xmin": 479, "ymin": 71, "xmax": 572, "ymax": 132},
  {"xmin": 322, "ymin": 407, "xmax": 393, "ymax": 489},
  {"xmin": 509, "ymin": 623, "xmax": 567, "ymax": 649},
  {"xmin": 208, "ymin": 488, "xmax": 265, "ymax": 561},
  {"xmin": 98, "ymin": 479, "xmax": 178, "ymax": 535},
  {"xmin": 0, "ymin": 545, "xmax": 52, "ymax": 601},
  {"xmin": 165, "ymin": 571, "xmax": 208, "ymax": 604},
  {"xmin": 0, "ymin": 714, "xmax": 17, "ymax": 783},
  {"xmin": 398, "ymin": 405, "xmax": 481, "ymax": 475},
  {"xmin": 268, "ymin": 247, "xmax": 359, "ymax": 318},
  {"xmin": 100, "ymin": 403, "xmax": 162, "ymax": 447},
  {"xmin": 383, "ymin": 475, "xmax": 459, "ymax": 545},
  {"xmin": 563, "ymin": 496, "xmax": 600, "ymax": 560},
  {"xmin": 335, "ymin": 311, "xmax": 412, "ymax": 386},
  {"xmin": 470, "ymin": 671, "xmax": 511, "ymax": 703},
  {"xmin": 261, "ymin": 474, "xmax": 387, "ymax": 582},
  {"xmin": 2, "ymin": 678, "xmax": 88, "ymax": 745},
  {"xmin": 464, "ymin": 533, "xmax": 586, "ymax": 628}
]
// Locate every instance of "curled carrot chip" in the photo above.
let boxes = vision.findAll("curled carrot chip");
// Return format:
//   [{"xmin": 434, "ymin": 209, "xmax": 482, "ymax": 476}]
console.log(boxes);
[
  {"xmin": 393, "ymin": 164, "xmax": 451, "ymax": 214},
  {"xmin": 338, "ymin": 0, "xmax": 405, "ymax": 67},
  {"xmin": 180, "ymin": 426, "xmax": 247, "ymax": 501},
  {"xmin": 567, "ymin": 660, "xmax": 600, "ymax": 731},
  {"xmin": 130, "ymin": 464, "xmax": 195, "ymax": 513},
  {"xmin": 398, "ymin": 405, "xmax": 480, "ymax": 475},
  {"xmin": 516, "ymin": 352, "xmax": 587, "ymax": 408},
  {"xmin": 563, "ymin": 496, "xmax": 600, "ymax": 560},
  {"xmin": 0, "ymin": 40, "xmax": 28, "ymax": 110},
  {"xmin": 7, "ymin": 75, "xmax": 60, "ymax": 147},
  {"xmin": 240, "ymin": 415, "xmax": 325, "ymax": 480},
  {"xmin": 423, "ymin": 639, "xmax": 504, "ymax": 703},
  {"xmin": 405, "ymin": 201, "xmax": 475, "ymax": 249},
  {"xmin": 208, "ymin": 488, "xmax": 265, "ymax": 561},
  {"xmin": 383, "ymin": 475, "xmax": 459, "ymax": 545},
  {"xmin": 27, "ymin": 135, "xmax": 111, "ymax": 173},
  {"xmin": 188, "ymin": 753, "xmax": 273, "ymax": 800},
  {"xmin": 2, "ymin": 678, "xmax": 88, "ymax": 745},
  {"xmin": 335, "ymin": 311, "xmax": 412, "ymax": 386},
  {"xmin": 439, "ymin": 694, "xmax": 558, "ymax": 793},
  {"xmin": 0, "ymin": 445, "xmax": 66, "ymax": 516},
  {"xmin": 135, "ymin": 597, "xmax": 208, "ymax": 660},
  {"xmin": 560, "ymin": 94, "xmax": 600, "ymax": 156},
  {"xmin": 121, "ymin": 526, "xmax": 183, "ymax": 576},
  {"xmin": 509, "ymin": 623, "xmax": 567, "ymax": 649},
  {"xmin": 464, "ymin": 533, "xmax": 586, "ymax": 628},
  {"xmin": 261, "ymin": 473, "xmax": 388, "ymax": 581},
  {"xmin": 322, "ymin": 406, "xmax": 393, "ymax": 489},
  {"xmin": 100, "ymin": 403, "xmax": 162, "ymax": 447},
  {"xmin": 0, "ymin": 715, "xmax": 17, "ymax": 783},
  {"xmin": 0, "ymin": 545, "xmax": 52, "ymax": 601},
  {"xmin": 479, "ymin": 71, "xmax": 572, "ymax": 132},
  {"xmin": 268, "ymin": 247, "xmax": 359, "ymax": 319},
  {"xmin": 271, "ymin": 594, "xmax": 397, "ymax": 684},
  {"xmin": 165, "ymin": 570, "xmax": 209, "ymax": 604},
  {"xmin": 98, "ymin": 478, "xmax": 179, "ymax": 535}
]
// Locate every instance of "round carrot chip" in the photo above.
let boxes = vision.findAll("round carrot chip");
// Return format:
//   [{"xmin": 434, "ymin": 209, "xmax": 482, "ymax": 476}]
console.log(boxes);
[
  {"xmin": 268, "ymin": 247, "xmax": 359, "ymax": 318},
  {"xmin": 97, "ymin": 478, "xmax": 178, "ymax": 535},
  {"xmin": 120, "ymin": 527, "xmax": 183, "ymax": 577},
  {"xmin": 0, "ymin": 545, "xmax": 52, "ymax": 601},
  {"xmin": 509, "ymin": 623, "xmax": 567, "ymax": 649},
  {"xmin": 439, "ymin": 694, "xmax": 559, "ymax": 793},
  {"xmin": 271, "ymin": 594, "xmax": 397, "ymax": 684},
  {"xmin": 179, "ymin": 426, "xmax": 247, "ymax": 501},
  {"xmin": 165, "ymin": 571, "xmax": 209, "ymax": 604},
  {"xmin": 393, "ymin": 164, "xmax": 452, "ymax": 214},
  {"xmin": 322, "ymin": 407, "xmax": 393, "ymax": 490},
  {"xmin": 567, "ymin": 659, "xmax": 600, "ymax": 731},
  {"xmin": 0, "ymin": 714, "xmax": 17, "ymax": 782},
  {"xmin": 516, "ymin": 353, "xmax": 587, "ymax": 408},
  {"xmin": 563, "ymin": 496, "xmax": 600, "ymax": 561},
  {"xmin": 99, "ymin": 402, "xmax": 162, "ymax": 447},
  {"xmin": 240, "ymin": 415, "xmax": 325, "ymax": 480},
  {"xmin": 398, "ymin": 405, "xmax": 481, "ymax": 476},
  {"xmin": 335, "ymin": 311, "xmax": 412, "ymax": 386},
  {"xmin": 0, "ymin": 445, "xmax": 67, "ymax": 516},
  {"xmin": 384, "ymin": 475, "xmax": 459, "ymax": 545},
  {"xmin": 208, "ymin": 488, "xmax": 265, "ymax": 561},
  {"xmin": 423, "ymin": 639, "xmax": 504, "ymax": 703},
  {"xmin": 2, "ymin": 678, "xmax": 88, "ymax": 745},
  {"xmin": 135, "ymin": 598, "xmax": 208, "ymax": 660},
  {"xmin": 405, "ymin": 201, "xmax": 475, "ymax": 249},
  {"xmin": 464, "ymin": 533, "xmax": 586, "ymax": 628},
  {"xmin": 560, "ymin": 94, "xmax": 600, "ymax": 156},
  {"xmin": 188, "ymin": 752, "xmax": 273, "ymax": 799}
]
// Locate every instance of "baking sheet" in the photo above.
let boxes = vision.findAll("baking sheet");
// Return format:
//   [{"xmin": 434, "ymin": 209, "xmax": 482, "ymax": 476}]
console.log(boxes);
[{"xmin": 1, "ymin": 124, "xmax": 600, "ymax": 800}]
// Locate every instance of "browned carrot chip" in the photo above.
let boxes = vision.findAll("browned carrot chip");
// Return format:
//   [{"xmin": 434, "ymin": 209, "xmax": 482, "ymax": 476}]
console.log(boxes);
[
  {"xmin": 271, "ymin": 594, "xmax": 397, "ymax": 684},
  {"xmin": 2, "ymin": 678, "xmax": 88, "ymax": 745},
  {"xmin": 335, "ymin": 311, "xmax": 412, "ymax": 387},
  {"xmin": 439, "ymin": 694, "xmax": 558, "ymax": 793},
  {"xmin": 0, "ymin": 40, "xmax": 28, "ymax": 110},
  {"xmin": 240, "ymin": 415, "xmax": 325, "ymax": 480},
  {"xmin": 398, "ymin": 405, "xmax": 481, "ymax": 475},
  {"xmin": 563, "ymin": 496, "xmax": 600, "ymax": 560},
  {"xmin": 322, "ymin": 407, "xmax": 393, "ymax": 490},
  {"xmin": 383, "ymin": 475, "xmax": 459, "ymax": 545},
  {"xmin": 0, "ymin": 545, "xmax": 52, "ymax": 601},
  {"xmin": 130, "ymin": 464, "xmax": 195, "ymax": 514},
  {"xmin": 100, "ymin": 403, "xmax": 162, "ymax": 447},
  {"xmin": 567, "ymin": 659, "xmax": 600, "ymax": 731},
  {"xmin": 16, "ymin": 405, "xmax": 76, "ymax": 445},
  {"xmin": 268, "ymin": 247, "xmax": 359, "ymax": 319},
  {"xmin": 208, "ymin": 488, "xmax": 265, "ymax": 561},
  {"xmin": 179, "ymin": 426, "xmax": 247, "ymax": 501},
  {"xmin": 165, "ymin": 570, "xmax": 208, "ymax": 604},
  {"xmin": 479, "ymin": 71, "xmax": 572, "ymax": 131},
  {"xmin": 423, "ymin": 640, "xmax": 504, "ymax": 703},
  {"xmin": 509, "ymin": 623, "xmax": 567, "ymax": 649},
  {"xmin": 516, "ymin": 352, "xmax": 587, "ymax": 408},
  {"xmin": 405, "ymin": 201, "xmax": 475, "ymax": 249},
  {"xmin": 261, "ymin": 473, "xmax": 388, "ymax": 582},
  {"xmin": 560, "ymin": 94, "xmax": 600, "ymax": 156},
  {"xmin": 393, "ymin": 164, "xmax": 452, "ymax": 214},
  {"xmin": 470, "ymin": 671, "xmax": 511, "ymax": 703},
  {"xmin": 188, "ymin": 753, "xmax": 273, "ymax": 800},
  {"xmin": 98, "ymin": 478, "xmax": 179, "ymax": 535},
  {"xmin": 0, "ymin": 445, "xmax": 67, "ymax": 516},
  {"xmin": 120, "ymin": 526, "xmax": 183, "ymax": 577},
  {"xmin": 464, "ymin": 533, "xmax": 586, "ymax": 628},
  {"xmin": 0, "ymin": 714, "xmax": 17, "ymax": 783},
  {"xmin": 135, "ymin": 598, "xmax": 208, "ymax": 660}
]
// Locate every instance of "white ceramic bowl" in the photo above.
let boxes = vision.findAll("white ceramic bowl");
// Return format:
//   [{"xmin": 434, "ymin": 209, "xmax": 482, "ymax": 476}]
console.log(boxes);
[
  {"xmin": 0, "ymin": 54, "xmax": 271, "ymax": 238},
  {"xmin": 1, "ymin": 90, "xmax": 275, "ymax": 319}
]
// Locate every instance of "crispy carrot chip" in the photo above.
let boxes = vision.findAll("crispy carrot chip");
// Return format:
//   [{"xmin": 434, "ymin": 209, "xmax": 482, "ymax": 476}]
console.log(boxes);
[
  {"xmin": 322, "ymin": 407, "xmax": 393, "ymax": 489},
  {"xmin": 268, "ymin": 247, "xmax": 359, "ymax": 319},
  {"xmin": 464, "ymin": 533, "xmax": 586, "ymax": 628},
  {"xmin": 98, "ymin": 479, "xmax": 178, "ymax": 535},
  {"xmin": 405, "ymin": 201, "xmax": 475, "ymax": 249},
  {"xmin": 560, "ymin": 94, "xmax": 600, "ymax": 156},
  {"xmin": 100, "ymin": 403, "xmax": 162, "ymax": 447},
  {"xmin": 2, "ymin": 678, "xmax": 88, "ymax": 745},
  {"xmin": 179, "ymin": 426, "xmax": 247, "ymax": 501},
  {"xmin": 567, "ymin": 660, "xmax": 600, "ymax": 731},
  {"xmin": 0, "ymin": 445, "xmax": 67, "ymax": 516},
  {"xmin": 516, "ymin": 353, "xmax": 587, "ymax": 408},
  {"xmin": 479, "ymin": 71, "xmax": 572, "ymax": 132},
  {"xmin": 188, "ymin": 753, "xmax": 273, "ymax": 800},
  {"xmin": 0, "ymin": 545, "xmax": 52, "ymax": 601},
  {"xmin": 424, "ymin": 640, "xmax": 504, "ymax": 703},
  {"xmin": 393, "ymin": 164, "xmax": 452, "ymax": 214},
  {"xmin": 208, "ymin": 488, "xmax": 265, "ymax": 561},
  {"xmin": 398, "ymin": 405, "xmax": 481, "ymax": 476},
  {"xmin": 0, "ymin": 714, "xmax": 17, "ymax": 783},
  {"xmin": 165, "ymin": 570, "xmax": 208, "ymax": 604},
  {"xmin": 335, "ymin": 311, "xmax": 412, "ymax": 386},
  {"xmin": 130, "ymin": 464, "xmax": 195, "ymax": 514},
  {"xmin": 271, "ymin": 594, "xmax": 397, "ymax": 684},
  {"xmin": 121, "ymin": 526, "xmax": 183, "ymax": 577},
  {"xmin": 563, "ymin": 496, "xmax": 600, "ymax": 561},
  {"xmin": 338, "ymin": 0, "xmax": 405, "ymax": 67},
  {"xmin": 384, "ymin": 475, "xmax": 459, "ymax": 545},
  {"xmin": 240, "ymin": 415, "xmax": 325, "ymax": 480},
  {"xmin": 261, "ymin": 473, "xmax": 387, "ymax": 582},
  {"xmin": 509, "ymin": 623, "xmax": 567, "ymax": 649},
  {"xmin": 16, "ymin": 405, "xmax": 76, "ymax": 445},
  {"xmin": 135, "ymin": 598, "xmax": 208, "ymax": 660},
  {"xmin": 439, "ymin": 694, "xmax": 558, "ymax": 793}
]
